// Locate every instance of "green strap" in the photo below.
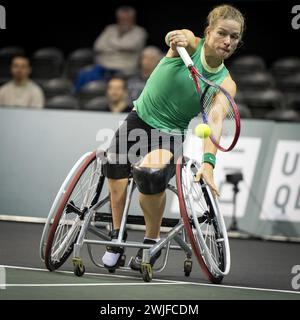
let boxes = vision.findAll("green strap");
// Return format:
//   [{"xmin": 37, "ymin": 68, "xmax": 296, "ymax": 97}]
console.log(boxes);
[{"xmin": 202, "ymin": 153, "xmax": 216, "ymax": 168}]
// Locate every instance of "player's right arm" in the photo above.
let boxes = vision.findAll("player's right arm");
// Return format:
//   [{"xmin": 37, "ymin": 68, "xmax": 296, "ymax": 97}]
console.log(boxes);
[{"xmin": 165, "ymin": 29, "xmax": 200, "ymax": 58}]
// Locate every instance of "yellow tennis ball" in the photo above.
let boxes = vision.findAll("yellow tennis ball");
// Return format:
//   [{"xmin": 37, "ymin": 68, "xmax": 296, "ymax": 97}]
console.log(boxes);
[{"xmin": 194, "ymin": 124, "xmax": 211, "ymax": 138}]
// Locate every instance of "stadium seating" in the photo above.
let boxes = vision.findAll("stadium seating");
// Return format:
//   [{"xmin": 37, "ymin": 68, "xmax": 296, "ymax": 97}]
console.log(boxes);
[
  {"xmin": 277, "ymin": 72, "xmax": 300, "ymax": 94},
  {"xmin": 237, "ymin": 103, "xmax": 252, "ymax": 118},
  {"xmin": 64, "ymin": 48, "xmax": 94, "ymax": 81},
  {"xmin": 45, "ymin": 95, "xmax": 79, "ymax": 110},
  {"xmin": 285, "ymin": 92, "xmax": 300, "ymax": 111},
  {"xmin": 242, "ymin": 88, "xmax": 284, "ymax": 119},
  {"xmin": 264, "ymin": 109, "xmax": 300, "ymax": 122},
  {"xmin": 42, "ymin": 78, "xmax": 73, "ymax": 99},
  {"xmin": 236, "ymin": 72, "xmax": 275, "ymax": 91},
  {"xmin": 31, "ymin": 48, "xmax": 64, "ymax": 83},
  {"xmin": 82, "ymin": 96, "xmax": 108, "ymax": 111},
  {"xmin": 229, "ymin": 55, "xmax": 266, "ymax": 78},
  {"xmin": 1, "ymin": 43, "xmax": 300, "ymax": 122},
  {"xmin": 77, "ymin": 80, "xmax": 106, "ymax": 106},
  {"xmin": 271, "ymin": 57, "xmax": 300, "ymax": 80}
]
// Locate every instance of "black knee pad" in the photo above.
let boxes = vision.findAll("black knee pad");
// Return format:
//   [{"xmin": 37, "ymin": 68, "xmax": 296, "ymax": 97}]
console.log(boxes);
[
  {"xmin": 101, "ymin": 152, "xmax": 131, "ymax": 179},
  {"xmin": 132, "ymin": 163, "xmax": 175, "ymax": 194}
]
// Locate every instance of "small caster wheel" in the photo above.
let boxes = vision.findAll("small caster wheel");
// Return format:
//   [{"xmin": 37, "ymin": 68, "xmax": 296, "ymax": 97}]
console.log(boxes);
[
  {"xmin": 73, "ymin": 257, "xmax": 85, "ymax": 277},
  {"xmin": 141, "ymin": 263, "xmax": 153, "ymax": 282},
  {"xmin": 119, "ymin": 254, "xmax": 126, "ymax": 267},
  {"xmin": 108, "ymin": 268, "xmax": 116, "ymax": 273},
  {"xmin": 184, "ymin": 259, "xmax": 192, "ymax": 277}
]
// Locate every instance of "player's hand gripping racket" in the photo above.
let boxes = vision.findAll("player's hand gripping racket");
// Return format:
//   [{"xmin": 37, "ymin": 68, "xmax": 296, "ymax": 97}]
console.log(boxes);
[{"xmin": 177, "ymin": 46, "xmax": 241, "ymax": 152}]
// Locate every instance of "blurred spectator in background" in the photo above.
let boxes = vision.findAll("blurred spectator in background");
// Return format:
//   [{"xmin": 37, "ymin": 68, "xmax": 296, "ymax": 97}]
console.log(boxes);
[
  {"xmin": 104, "ymin": 76, "xmax": 132, "ymax": 113},
  {"xmin": 75, "ymin": 6, "xmax": 147, "ymax": 93},
  {"xmin": 94, "ymin": 6, "xmax": 147, "ymax": 77},
  {"xmin": 0, "ymin": 55, "xmax": 45, "ymax": 108},
  {"xmin": 127, "ymin": 46, "xmax": 163, "ymax": 104}
]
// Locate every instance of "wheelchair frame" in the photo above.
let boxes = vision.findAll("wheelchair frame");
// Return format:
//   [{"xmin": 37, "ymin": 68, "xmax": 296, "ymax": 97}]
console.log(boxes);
[{"xmin": 40, "ymin": 150, "xmax": 230, "ymax": 283}]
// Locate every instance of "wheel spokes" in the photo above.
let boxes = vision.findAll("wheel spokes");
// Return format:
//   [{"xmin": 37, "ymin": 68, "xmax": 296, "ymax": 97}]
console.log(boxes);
[
  {"xmin": 181, "ymin": 159, "xmax": 227, "ymax": 275},
  {"xmin": 50, "ymin": 159, "xmax": 100, "ymax": 263}
]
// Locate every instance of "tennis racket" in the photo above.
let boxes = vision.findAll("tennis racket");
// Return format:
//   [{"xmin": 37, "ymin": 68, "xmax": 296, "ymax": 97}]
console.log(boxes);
[{"xmin": 177, "ymin": 46, "xmax": 240, "ymax": 152}]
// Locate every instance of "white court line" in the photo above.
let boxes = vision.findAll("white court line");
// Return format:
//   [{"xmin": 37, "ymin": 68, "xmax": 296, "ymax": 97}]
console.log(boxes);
[
  {"xmin": 1, "ymin": 264, "xmax": 300, "ymax": 295},
  {"xmin": 185, "ymin": 281, "xmax": 300, "ymax": 296},
  {"xmin": 0, "ymin": 264, "xmax": 179, "ymax": 284},
  {"xmin": 4, "ymin": 282, "xmax": 185, "ymax": 287}
]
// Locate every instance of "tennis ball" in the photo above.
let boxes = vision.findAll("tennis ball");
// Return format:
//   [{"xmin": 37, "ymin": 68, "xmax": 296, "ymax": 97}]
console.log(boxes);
[{"xmin": 194, "ymin": 124, "xmax": 211, "ymax": 138}]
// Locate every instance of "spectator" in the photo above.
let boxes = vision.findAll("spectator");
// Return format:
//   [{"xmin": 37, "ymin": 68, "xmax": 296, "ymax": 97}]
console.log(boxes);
[
  {"xmin": 75, "ymin": 6, "xmax": 147, "ymax": 93},
  {"xmin": 103, "ymin": 76, "xmax": 132, "ymax": 113},
  {"xmin": 94, "ymin": 6, "xmax": 148, "ymax": 77},
  {"xmin": 0, "ymin": 55, "xmax": 45, "ymax": 108},
  {"xmin": 127, "ymin": 46, "xmax": 163, "ymax": 104}
]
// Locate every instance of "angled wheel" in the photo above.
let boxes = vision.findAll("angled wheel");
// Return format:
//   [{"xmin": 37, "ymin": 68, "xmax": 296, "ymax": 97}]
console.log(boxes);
[
  {"xmin": 40, "ymin": 152, "xmax": 95, "ymax": 261},
  {"xmin": 43, "ymin": 151, "xmax": 106, "ymax": 271},
  {"xmin": 176, "ymin": 156, "xmax": 230, "ymax": 284}
]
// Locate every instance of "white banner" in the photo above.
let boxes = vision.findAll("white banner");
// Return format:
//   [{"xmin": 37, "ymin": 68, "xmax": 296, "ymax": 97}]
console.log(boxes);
[{"xmin": 260, "ymin": 140, "xmax": 300, "ymax": 222}]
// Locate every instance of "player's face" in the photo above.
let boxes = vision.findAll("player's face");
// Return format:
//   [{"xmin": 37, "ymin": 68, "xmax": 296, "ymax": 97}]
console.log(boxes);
[{"xmin": 206, "ymin": 19, "xmax": 241, "ymax": 60}]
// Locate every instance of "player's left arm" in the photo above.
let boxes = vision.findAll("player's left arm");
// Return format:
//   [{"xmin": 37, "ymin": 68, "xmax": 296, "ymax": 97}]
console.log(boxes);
[{"xmin": 220, "ymin": 75, "xmax": 237, "ymax": 98}]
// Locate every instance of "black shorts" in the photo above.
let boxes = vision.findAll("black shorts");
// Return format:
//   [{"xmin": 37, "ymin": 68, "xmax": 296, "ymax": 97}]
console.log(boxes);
[{"xmin": 103, "ymin": 110, "xmax": 184, "ymax": 179}]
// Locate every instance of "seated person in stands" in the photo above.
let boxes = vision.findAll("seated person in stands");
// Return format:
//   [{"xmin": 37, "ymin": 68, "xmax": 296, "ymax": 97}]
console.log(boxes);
[
  {"xmin": 127, "ymin": 46, "xmax": 163, "ymax": 105},
  {"xmin": 0, "ymin": 55, "xmax": 45, "ymax": 108},
  {"xmin": 104, "ymin": 76, "xmax": 132, "ymax": 113},
  {"xmin": 94, "ymin": 6, "xmax": 147, "ymax": 77},
  {"xmin": 74, "ymin": 6, "xmax": 147, "ymax": 93}
]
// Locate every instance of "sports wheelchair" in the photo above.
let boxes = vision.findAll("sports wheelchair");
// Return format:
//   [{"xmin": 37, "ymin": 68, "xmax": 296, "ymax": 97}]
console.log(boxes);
[{"xmin": 40, "ymin": 150, "xmax": 230, "ymax": 283}]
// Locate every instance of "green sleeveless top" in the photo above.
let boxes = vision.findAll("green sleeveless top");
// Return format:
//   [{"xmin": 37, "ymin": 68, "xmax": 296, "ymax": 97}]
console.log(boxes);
[{"xmin": 133, "ymin": 38, "xmax": 229, "ymax": 134}]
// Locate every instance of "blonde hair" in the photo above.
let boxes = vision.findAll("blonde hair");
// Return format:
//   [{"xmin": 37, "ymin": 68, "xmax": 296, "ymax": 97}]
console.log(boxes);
[{"xmin": 205, "ymin": 4, "xmax": 245, "ymax": 39}]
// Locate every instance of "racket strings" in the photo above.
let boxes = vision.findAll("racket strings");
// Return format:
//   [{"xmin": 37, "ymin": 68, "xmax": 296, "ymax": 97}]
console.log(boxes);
[
  {"xmin": 189, "ymin": 67, "xmax": 240, "ymax": 152},
  {"xmin": 202, "ymin": 85, "xmax": 237, "ymax": 147}
]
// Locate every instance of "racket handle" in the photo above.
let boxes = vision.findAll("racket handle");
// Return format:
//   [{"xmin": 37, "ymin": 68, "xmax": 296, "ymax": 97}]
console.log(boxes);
[{"xmin": 176, "ymin": 46, "xmax": 194, "ymax": 68}]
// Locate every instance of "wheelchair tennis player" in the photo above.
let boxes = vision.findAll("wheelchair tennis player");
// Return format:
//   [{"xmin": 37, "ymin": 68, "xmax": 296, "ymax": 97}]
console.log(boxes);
[{"xmin": 101, "ymin": 4, "xmax": 245, "ymax": 271}]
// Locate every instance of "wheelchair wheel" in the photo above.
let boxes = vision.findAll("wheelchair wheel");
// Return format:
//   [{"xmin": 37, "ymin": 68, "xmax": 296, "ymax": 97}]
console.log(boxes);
[
  {"xmin": 44, "ymin": 151, "xmax": 105, "ymax": 271},
  {"xmin": 176, "ymin": 156, "xmax": 230, "ymax": 284},
  {"xmin": 40, "ymin": 152, "xmax": 95, "ymax": 261}
]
